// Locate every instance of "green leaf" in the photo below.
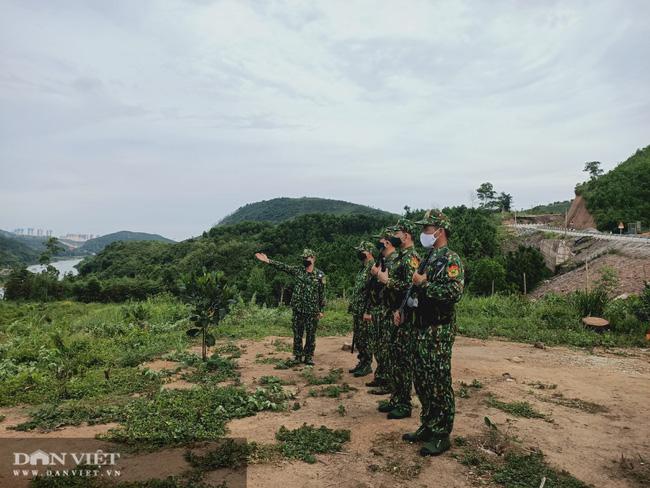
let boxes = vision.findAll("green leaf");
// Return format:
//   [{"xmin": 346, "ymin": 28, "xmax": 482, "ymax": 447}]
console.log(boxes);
[
  {"xmin": 186, "ymin": 328, "xmax": 202, "ymax": 337},
  {"xmin": 205, "ymin": 334, "xmax": 216, "ymax": 347}
]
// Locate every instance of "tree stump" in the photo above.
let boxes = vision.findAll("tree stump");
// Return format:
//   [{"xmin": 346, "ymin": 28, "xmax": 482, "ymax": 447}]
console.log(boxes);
[{"xmin": 582, "ymin": 316, "xmax": 610, "ymax": 332}]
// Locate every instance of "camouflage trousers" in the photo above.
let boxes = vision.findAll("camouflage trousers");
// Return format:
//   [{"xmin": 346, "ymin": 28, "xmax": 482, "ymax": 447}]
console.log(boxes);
[
  {"xmin": 413, "ymin": 323, "xmax": 456, "ymax": 436},
  {"xmin": 388, "ymin": 318, "xmax": 414, "ymax": 409},
  {"xmin": 352, "ymin": 314, "xmax": 373, "ymax": 368},
  {"xmin": 292, "ymin": 310, "xmax": 319, "ymax": 360},
  {"xmin": 369, "ymin": 307, "xmax": 392, "ymax": 383}
]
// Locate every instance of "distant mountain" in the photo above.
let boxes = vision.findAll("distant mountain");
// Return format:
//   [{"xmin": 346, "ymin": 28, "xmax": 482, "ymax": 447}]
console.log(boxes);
[
  {"xmin": 0, "ymin": 234, "xmax": 40, "ymax": 267},
  {"xmin": 78, "ymin": 231, "xmax": 175, "ymax": 254},
  {"xmin": 218, "ymin": 197, "xmax": 396, "ymax": 225},
  {"xmin": 576, "ymin": 145, "xmax": 650, "ymax": 232}
]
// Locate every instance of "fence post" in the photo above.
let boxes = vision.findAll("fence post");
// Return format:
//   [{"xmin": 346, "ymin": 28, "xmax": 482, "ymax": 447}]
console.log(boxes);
[{"xmin": 523, "ymin": 273, "xmax": 527, "ymax": 295}]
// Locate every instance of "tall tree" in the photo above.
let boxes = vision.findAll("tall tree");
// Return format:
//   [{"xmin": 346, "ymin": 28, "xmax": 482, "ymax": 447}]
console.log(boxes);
[{"xmin": 583, "ymin": 161, "xmax": 603, "ymax": 180}]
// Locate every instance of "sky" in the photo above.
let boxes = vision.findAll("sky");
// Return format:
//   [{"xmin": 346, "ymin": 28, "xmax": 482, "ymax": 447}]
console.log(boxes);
[{"xmin": 1, "ymin": 0, "xmax": 649, "ymax": 241}]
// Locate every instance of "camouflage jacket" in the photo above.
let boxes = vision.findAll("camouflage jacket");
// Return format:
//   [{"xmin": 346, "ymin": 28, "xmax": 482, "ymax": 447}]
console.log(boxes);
[
  {"xmin": 413, "ymin": 246, "xmax": 464, "ymax": 326},
  {"xmin": 363, "ymin": 250, "xmax": 398, "ymax": 313},
  {"xmin": 269, "ymin": 260, "xmax": 326, "ymax": 315},
  {"xmin": 384, "ymin": 246, "xmax": 420, "ymax": 311},
  {"xmin": 348, "ymin": 259, "xmax": 374, "ymax": 317}
]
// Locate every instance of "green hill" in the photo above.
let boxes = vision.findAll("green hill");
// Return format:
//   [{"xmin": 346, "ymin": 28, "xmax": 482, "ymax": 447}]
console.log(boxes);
[
  {"xmin": 0, "ymin": 233, "xmax": 40, "ymax": 267},
  {"xmin": 218, "ymin": 197, "xmax": 396, "ymax": 225},
  {"xmin": 577, "ymin": 145, "xmax": 650, "ymax": 232},
  {"xmin": 521, "ymin": 200, "xmax": 572, "ymax": 215},
  {"xmin": 78, "ymin": 231, "xmax": 175, "ymax": 254}
]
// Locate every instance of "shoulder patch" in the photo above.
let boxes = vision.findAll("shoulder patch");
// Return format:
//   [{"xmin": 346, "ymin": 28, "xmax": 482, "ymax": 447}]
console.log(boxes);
[
  {"xmin": 409, "ymin": 256, "xmax": 420, "ymax": 269},
  {"xmin": 447, "ymin": 264, "xmax": 460, "ymax": 278}
]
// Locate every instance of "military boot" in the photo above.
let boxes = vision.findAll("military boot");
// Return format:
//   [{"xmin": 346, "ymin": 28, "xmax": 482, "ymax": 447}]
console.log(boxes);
[
  {"xmin": 303, "ymin": 356, "xmax": 315, "ymax": 366},
  {"xmin": 365, "ymin": 378, "xmax": 385, "ymax": 388},
  {"xmin": 348, "ymin": 362, "xmax": 362, "ymax": 374},
  {"xmin": 402, "ymin": 425, "xmax": 434, "ymax": 443},
  {"xmin": 419, "ymin": 435, "xmax": 451, "ymax": 456},
  {"xmin": 368, "ymin": 386, "xmax": 391, "ymax": 395},
  {"xmin": 387, "ymin": 405, "xmax": 411, "ymax": 419},
  {"xmin": 353, "ymin": 364, "xmax": 372, "ymax": 377},
  {"xmin": 377, "ymin": 399, "xmax": 396, "ymax": 413}
]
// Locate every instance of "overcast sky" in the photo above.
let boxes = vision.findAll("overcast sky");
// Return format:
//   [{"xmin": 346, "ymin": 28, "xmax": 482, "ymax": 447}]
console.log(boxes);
[{"xmin": 1, "ymin": 0, "xmax": 648, "ymax": 241}]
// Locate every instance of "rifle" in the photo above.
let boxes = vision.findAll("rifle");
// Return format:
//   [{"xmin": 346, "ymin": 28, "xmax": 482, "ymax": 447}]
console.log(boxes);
[
  {"xmin": 397, "ymin": 248, "xmax": 448, "ymax": 325},
  {"xmin": 352, "ymin": 254, "xmax": 385, "ymax": 354}
]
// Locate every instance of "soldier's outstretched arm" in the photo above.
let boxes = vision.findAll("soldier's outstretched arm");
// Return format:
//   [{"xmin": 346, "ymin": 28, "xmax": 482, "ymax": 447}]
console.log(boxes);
[{"xmin": 255, "ymin": 253, "xmax": 302, "ymax": 278}]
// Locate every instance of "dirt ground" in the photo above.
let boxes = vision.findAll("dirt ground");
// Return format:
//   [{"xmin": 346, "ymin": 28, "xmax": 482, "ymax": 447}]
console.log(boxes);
[{"xmin": 1, "ymin": 335, "xmax": 649, "ymax": 488}]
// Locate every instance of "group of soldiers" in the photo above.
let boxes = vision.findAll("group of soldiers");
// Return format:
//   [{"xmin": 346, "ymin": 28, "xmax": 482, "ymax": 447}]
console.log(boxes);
[{"xmin": 254, "ymin": 208, "xmax": 465, "ymax": 457}]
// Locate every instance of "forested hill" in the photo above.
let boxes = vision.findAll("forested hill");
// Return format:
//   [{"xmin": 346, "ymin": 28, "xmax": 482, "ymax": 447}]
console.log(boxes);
[
  {"xmin": 218, "ymin": 197, "xmax": 396, "ymax": 225},
  {"xmin": 0, "ymin": 234, "xmax": 40, "ymax": 267},
  {"xmin": 576, "ymin": 145, "xmax": 650, "ymax": 232},
  {"xmin": 78, "ymin": 231, "xmax": 175, "ymax": 254}
]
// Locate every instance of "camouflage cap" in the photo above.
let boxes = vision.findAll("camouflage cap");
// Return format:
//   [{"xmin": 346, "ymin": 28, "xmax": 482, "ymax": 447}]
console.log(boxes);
[
  {"xmin": 414, "ymin": 209, "xmax": 451, "ymax": 230},
  {"xmin": 301, "ymin": 248, "xmax": 316, "ymax": 258},
  {"xmin": 394, "ymin": 218, "xmax": 418, "ymax": 237},
  {"xmin": 354, "ymin": 241, "xmax": 375, "ymax": 254},
  {"xmin": 373, "ymin": 225, "xmax": 399, "ymax": 240}
]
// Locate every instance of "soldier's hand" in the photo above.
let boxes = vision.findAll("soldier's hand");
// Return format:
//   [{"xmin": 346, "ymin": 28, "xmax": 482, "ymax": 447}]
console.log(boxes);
[
  {"xmin": 412, "ymin": 271, "xmax": 427, "ymax": 285},
  {"xmin": 377, "ymin": 267, "xmax": 389, "ymax": 284},
  {"xmin": 362, "ymin": 313, "xmax": 372, "ymax": 322},
  {"xmin": 255, "ymin": 252, "xmax": 270, "ymax": 263},
  {"xmin": 393, "ymin": 310, "xmax": 401, "ymax": 326},
  {"xmin": 370, "ymin": 264, "xmax": 379, "ymax": 276}
]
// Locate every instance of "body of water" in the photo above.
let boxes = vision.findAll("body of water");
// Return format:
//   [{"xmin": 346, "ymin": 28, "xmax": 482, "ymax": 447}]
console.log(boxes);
[{"xmin": 27, "ymin": 257, "xmax": 84, "ymax": 279}]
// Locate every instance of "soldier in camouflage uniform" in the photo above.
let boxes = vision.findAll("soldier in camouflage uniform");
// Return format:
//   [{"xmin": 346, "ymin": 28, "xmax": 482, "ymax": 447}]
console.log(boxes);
[
  {"xmin": 364, "ymin": 227, "xmax": 399, "ymax": 394},
  {"xmin": 376, "ymin": 219, "xmax": 420, "ymax": 419},
  {"xmin": 402, "ymin": 209, "xmax": 464, "ymax": 456},
  {"xmin": 255, "ymin": 249, "xmax": 326, "ymax": 366},
  {"xmin": 347, "ymin": 241, "xmax": 375, "ymax": 377}
]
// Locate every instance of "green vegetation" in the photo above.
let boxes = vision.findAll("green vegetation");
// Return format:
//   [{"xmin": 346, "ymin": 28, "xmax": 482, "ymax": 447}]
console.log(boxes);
[
  {"xmin": 577, "ymin": 145, "xmax": 650, "ymax": 231},
  {"xmin": 103, "ymin": 384, "xmax": 291, "ymax": 449},
  {"xmin": 218, "ymin": 196, "xmax": 396, "ymax": 225},
  {"xmin": 457, "ymin": 418, "xmax": 589, "ymax": 487},
  {"xmin": 308, "ymin": 383, "xmax": 356, "ymax": 398},
  {"xmin": 486, "ymin": 395, "xmax": 548, "ymax": 419},
  {"xmin": 0, "ymin": 234, "xmax": 40, "ymax": 267},
  {"xmin": 301, "ymin": 367, "xmax": 342, "ymax": 385},
  {"xmin": 521, "ymin": 200, "xmax": 572, "ymax": 215},
  {"xmin": 275, "ymin": 423, "xmax": 351, "ymax": 463},
  {"xmin": 78, "ymin": 231, "xmax": 175, "ymax": 254}
]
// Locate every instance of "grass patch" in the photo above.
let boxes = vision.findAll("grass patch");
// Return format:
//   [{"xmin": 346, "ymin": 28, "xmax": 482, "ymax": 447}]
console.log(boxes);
[
  {"xmin": 486, "ymin": 395, "xmax": 548, "ymax": 419},
  {"xmin": 180, "ymin": 353, "xmax": 239, "ymax": 385},
  {"xmin": 102, "ymin": 384, "xmax": 291, "ymax": 449},
  {"xmin": 540, "ymin": 392, "xmax": 608, "ymax": 414},
  {"xmin": 455, "ymin": 417, "xmax": 589, "ymax": 487},
  {"xmin": 301, "ymin": 367, "xmax": 342, "ymax": 385},
  {"xmin": 369, "ymin": 432, "xmax": 424, "ymax": 480},
  {"xmin": 612, "ymin": 453, "xmax": 650, "ymax": 487},
  {"xmin": 308, "ymin": 383, "xmax": 356, "ymax": 398},
  {"xmin": 184, "ymin": 438, "xmax": 253, "ymax": 471},
  {"xmin": 12, "ymin": 397, "xmax": 128, "ymax": 431},
  {"xmin": 259, "ymin": 375, "xmax": 295, "ymax": 386},
  {"xmin": 275, "ymin": 423, "xmax": 350, "ymax": 463},
  {"xmin": 271, "ymin": 339, "xmax": 292, "ymax": 353}
]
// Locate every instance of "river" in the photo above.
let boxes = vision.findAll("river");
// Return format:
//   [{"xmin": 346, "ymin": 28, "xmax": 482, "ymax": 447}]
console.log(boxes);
[{"xmin": 27, "ymin": 257, "xmax": 85, "ymax": 278}]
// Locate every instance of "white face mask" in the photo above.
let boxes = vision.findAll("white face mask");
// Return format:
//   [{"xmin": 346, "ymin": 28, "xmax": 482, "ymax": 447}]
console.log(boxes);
[{"xmin": 420, "ymin": 230, "xmax": 440, "ymax": 249}]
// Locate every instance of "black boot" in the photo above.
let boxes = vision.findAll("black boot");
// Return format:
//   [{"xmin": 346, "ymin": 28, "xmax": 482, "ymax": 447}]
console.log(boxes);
[
  {"xmin": 348, "ymin": 363, "xmax": 362, "ymax": 374},
  {"xmin": 402, "ymin": 425, "xmax": 434, "ymax": 443},
  {"xmin": 419, "ymin": 435, "xmax": 451, "ymax": 456}
]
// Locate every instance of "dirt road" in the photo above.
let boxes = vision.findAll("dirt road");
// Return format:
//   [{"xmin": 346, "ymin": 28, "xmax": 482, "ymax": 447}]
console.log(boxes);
[{"xmin": 2, "ymin": 335, "xmax": 649, "ymax": 487}]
